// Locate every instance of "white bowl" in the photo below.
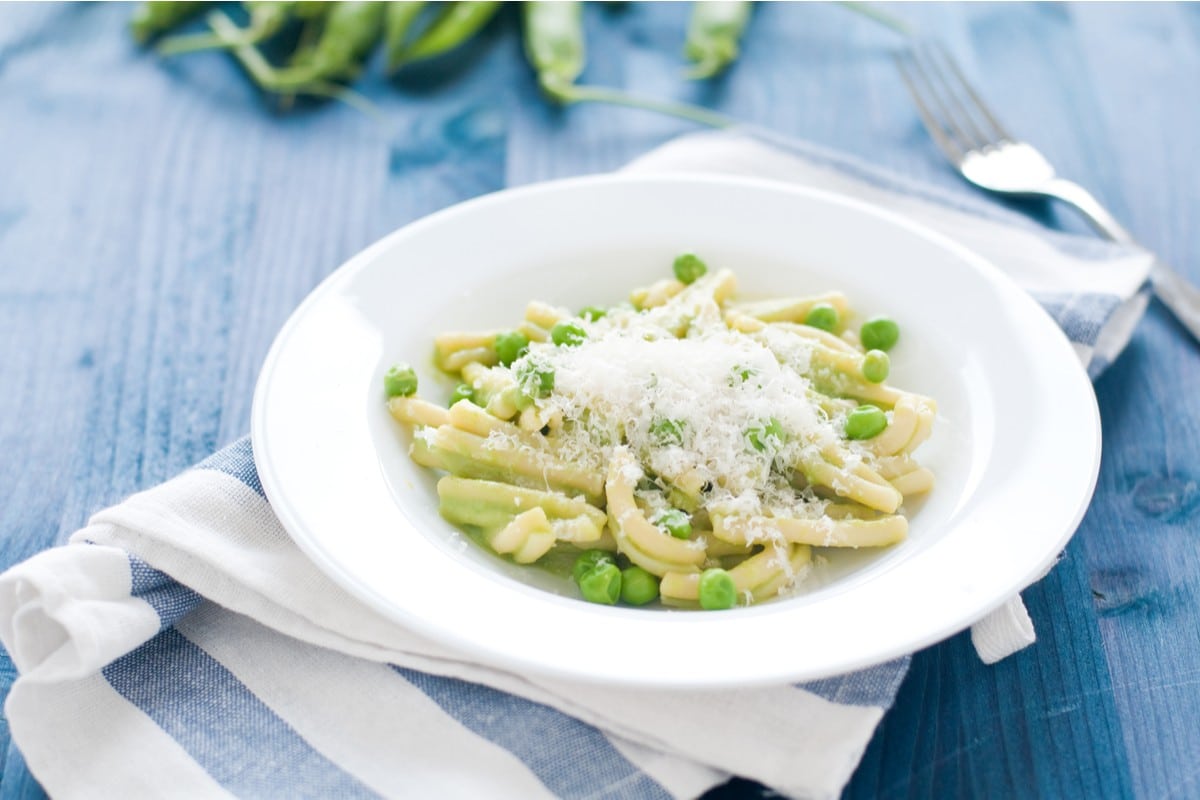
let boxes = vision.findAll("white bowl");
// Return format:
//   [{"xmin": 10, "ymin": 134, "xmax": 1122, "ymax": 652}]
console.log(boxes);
[{"xmin": 252, "ymin": 174, "xmax": 1100, "ymax": 688}]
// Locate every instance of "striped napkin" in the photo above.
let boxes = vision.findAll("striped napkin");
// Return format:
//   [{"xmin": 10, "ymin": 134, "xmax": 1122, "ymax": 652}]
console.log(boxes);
[{"xmin": 0, "ymin": 132, "xmax": 1154, "ymax": 800}]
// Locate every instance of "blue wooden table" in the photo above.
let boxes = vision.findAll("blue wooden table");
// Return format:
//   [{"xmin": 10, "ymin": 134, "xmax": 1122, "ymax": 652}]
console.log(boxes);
[{"xmin": 2, "ymin": 3, "xmax": 1198, "ymax": 797}]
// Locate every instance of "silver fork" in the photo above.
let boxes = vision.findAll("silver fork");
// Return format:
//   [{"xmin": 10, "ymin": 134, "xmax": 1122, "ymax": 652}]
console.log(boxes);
[{"xmin": 895, "ymin": 42, "xmax": 1200, "ymax": 344}]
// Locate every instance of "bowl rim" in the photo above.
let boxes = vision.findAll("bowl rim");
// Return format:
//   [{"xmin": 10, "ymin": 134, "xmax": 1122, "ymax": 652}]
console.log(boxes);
[{"xmin": 251, "ymin": 171, "xmax": 1102, "ymax": 688}]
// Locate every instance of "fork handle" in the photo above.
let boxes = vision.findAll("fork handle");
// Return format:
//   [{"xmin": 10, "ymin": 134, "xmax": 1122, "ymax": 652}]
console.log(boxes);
[
  {"xmin": 1046, "ymin": 178, "xmax": 1200, "ymax": 344},
  {"xmin": 1045, "ymin": 179, "xmax": 1136, "ymax": 244}
]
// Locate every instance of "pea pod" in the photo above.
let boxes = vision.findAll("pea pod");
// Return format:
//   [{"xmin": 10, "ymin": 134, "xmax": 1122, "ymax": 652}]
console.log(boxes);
[
  {"xmin": 158, "ymin": 2, "xmax": 298, "ymax": 57},
  {"xmin": 261, "ymin": 1, "xmax": 386, "ymax": 90},
  {"xmin": 520, "ymin": 1, "xmax": 731, "ymax": 129},
  {"xmin": 522, "ymin": 1, "xmax": 585, "ymax": 99},
  {"xmin": 130, "ymin": 1, "xmax": 208, "ymax": 44},
  {"xmin": 241, "ymin": 1, "xmax": 301, "ymax": 34},
  {"xmin": 207, "ymin": 7, "xmax": 380, "ymax": 116},
  {"xmin": 385, "ymin": 1, "xmax": 429, "ymax": 71},
  {"xmin": 396, "ymin": 2, "xmax": 502, "ymax": 67},
  {"xmin": 284, "ymin": 6, "xmax": 333, "ymax": 71},
  {"xmin": 684, "ymin": 1, "xmax": 752, "ymax": 80},
  {"xmin": 293, "ymin": 1, "xmax": 331, "ymax": 20}
]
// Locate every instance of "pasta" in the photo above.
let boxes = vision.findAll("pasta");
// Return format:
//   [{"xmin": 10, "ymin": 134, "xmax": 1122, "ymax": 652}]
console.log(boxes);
[{"xmin": 385, "ymin": 255, "xmax": 936, "ymax": 610}]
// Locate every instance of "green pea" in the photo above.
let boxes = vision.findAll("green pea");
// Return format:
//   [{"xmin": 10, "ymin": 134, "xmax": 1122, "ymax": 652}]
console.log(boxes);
[
  {"xmin": 620, "ymin": 566, "xmax": 660, "ymax": 606},
  {"xmin": 516, "ymin": 361, "xmax": 555, "ymax": 399},
  {"xmin": 449, "ymin": 383, "xmax": 475, "ymax": 406},
  {"xmin": 746, "ymin": 417, "xmax": 786, "ymax": 452},
  {"xmin": 573, "ymin": 549, "xmax": 614, "ymax": 584},
  {"xmin": 654, "ymin": 508, "xmax": 692, "ymax": 539},
  {"xmin": 698, "ymin": 568, "xmax": 737, "ymax": 610},
  {"xmin": 860, "ymin": 316, "xmax": 900, "ymax": 352},
  {"xmin": 804, "ymin": 303, "xmax": 839, "ymax": 332},
  {"xmin": 650, "ymin": 418, "xmax": 686, "ymax": 447},
  {"xmin": 862, "ymin": 350, "xmax": 890, "ymax": 384},
  {"xmin": 673, "ymin": 253, "xmax": 708, "ymax": 284},
  {"xmin": 578, "ymin": 562, "xmax": 622, "ymax": 605},
  {"xmin": 550, "ymin": 320, "xmax": 587, "ymax": 347},
  {"xmin": 493, "ymin": 331, "xmax": 530, "ymax": 367},
  {"xmin": 579, "ymin": 305, "xmax": 607, "ymax": 322},
  {"xmin": 384, "ymin": 363, "xmax": 418, "ymax": 397},
  {"xmin": 845, "ymin": 405, "xmax": 888, "ymax": 440}
]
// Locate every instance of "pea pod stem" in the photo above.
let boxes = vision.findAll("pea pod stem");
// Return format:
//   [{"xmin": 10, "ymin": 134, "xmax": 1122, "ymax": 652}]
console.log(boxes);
[
  {"xmin": 207, "ymin": 9, "xmax": 381, "ymax": 119},
  {"xmin": 214, "ymin": 1, "xmax": 384, "ymax": 93},
  {"xmin": 157, "ymin": 1, "xmax": 297, "ymax": 57},
  {"xmin": 524, "ymin": 1, "xmax": 732, "ymax": 130},
  {"xmin": 549, "ymin": 83, "xmax": 734, "ymax": 130},
  {"xmin": 837, "ymin": 2, "xmax": 914, "ymax": 36},
  {"xmin": 273, "ymin": 1, "xmax": 385, "ymax": 88},
  {"xmin": 684, "ymin": 1, "xmax": 752, "ymax": 80}
]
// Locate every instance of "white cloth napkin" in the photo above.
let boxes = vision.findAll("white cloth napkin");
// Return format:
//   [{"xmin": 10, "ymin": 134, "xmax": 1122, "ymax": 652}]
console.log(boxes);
[{"xmin": 0, "ymin": 132, "xmax": 1154, "ymax": 800}]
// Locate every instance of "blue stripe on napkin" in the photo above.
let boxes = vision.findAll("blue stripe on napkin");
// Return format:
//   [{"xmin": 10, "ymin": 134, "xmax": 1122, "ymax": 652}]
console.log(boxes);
[
  {"xmin": 798, "ymin": 656, "xmax": 911, "ymax": 707},
  {"xmin": 196, "ymin": 436, "xmax": 263, "ymax": 497},
  {"xmin": 394, "ymin": 667, "xmax": 671, "ymax": 800},
  {"xmin": 1032, "ymin": 291, "xmax": 1122, "ymax": 347},
  {"xmin": 104, "ymin": 628, "xmax": 377, "ymax": 798},
  {"xmin": 129, "ymin": 556, "xmax": 202, "ymax": 629}
]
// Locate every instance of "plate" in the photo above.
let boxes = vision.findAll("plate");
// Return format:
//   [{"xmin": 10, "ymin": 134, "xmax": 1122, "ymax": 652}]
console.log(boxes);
[{"xmin": 251, "ymin": 174, "xmax": 1101, "ymax": 688}]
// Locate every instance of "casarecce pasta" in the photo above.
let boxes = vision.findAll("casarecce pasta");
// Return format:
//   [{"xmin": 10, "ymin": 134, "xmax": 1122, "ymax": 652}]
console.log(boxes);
[{"xmin": 383, "ymin": 254, "xmax": 936, "ymax": 610}]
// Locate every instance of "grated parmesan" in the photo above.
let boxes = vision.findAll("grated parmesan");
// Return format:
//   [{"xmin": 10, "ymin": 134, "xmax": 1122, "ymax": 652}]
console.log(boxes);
[{"xmin": 507, "ymin": 294, "xmax": 841, "ymax": 518}]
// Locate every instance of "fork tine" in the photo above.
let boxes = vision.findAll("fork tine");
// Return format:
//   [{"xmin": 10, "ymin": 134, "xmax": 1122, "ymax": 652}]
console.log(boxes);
[
  {"xmin": 913, "ymin": 43, "xmax": 995, "ymax": 151},
  {"xmin": 931, "ymin": 41, "xmax": 1013, "ymax": 144},
  {"xmin": 894, "ymin": 50, "xmax": 966, "ymax": 165}
]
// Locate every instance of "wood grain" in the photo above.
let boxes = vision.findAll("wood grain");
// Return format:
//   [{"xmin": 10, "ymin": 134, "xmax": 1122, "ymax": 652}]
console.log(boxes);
[{"xmin": 0, "ymin": 3, "xmax": 1197, "ymax": 798}]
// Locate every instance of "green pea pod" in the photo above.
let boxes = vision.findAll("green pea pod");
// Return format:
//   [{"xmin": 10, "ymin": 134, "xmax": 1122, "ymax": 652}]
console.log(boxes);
[
  {"xmin": 522, "ymin": 1, "xmax": 585, "ymax": 99},
  {"xmin": 243, "ymin": 1, "xmax": 299, "ymax": 34},
  {"xmin": 209, "ymin": 9, "xmax": 381, "ymax": 116},
  {"xmin": 520, "ymin": 0, "xmax": 731, "ymax": 128},
  {"xmin": 684, "ymin": 0, "xmax": 752, "ymax": 80},
  {"xmin": 293, "ymin": 1, "xmax": 332, "ymax": 20},
  {"xmin": 385, "ymin": 2, "xmax": 429, "ymax": 72},
  {"xmin": 398, "ymin": 1, "xmax": 502, "ymax": 66},
  {"xmin": 521, "ymin": 0, "xmax": 729, "ymax": 119},
  {"xmin": 158, "ymin": 1, "xmax": 297, "ymax": 57},
  {"xmin": 266, "ymin": 1, "xmax": 386, "ymax": 90},
  {"xmin": 130, "ymin": 1, "xmax": 208, "ymax": 44}
]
